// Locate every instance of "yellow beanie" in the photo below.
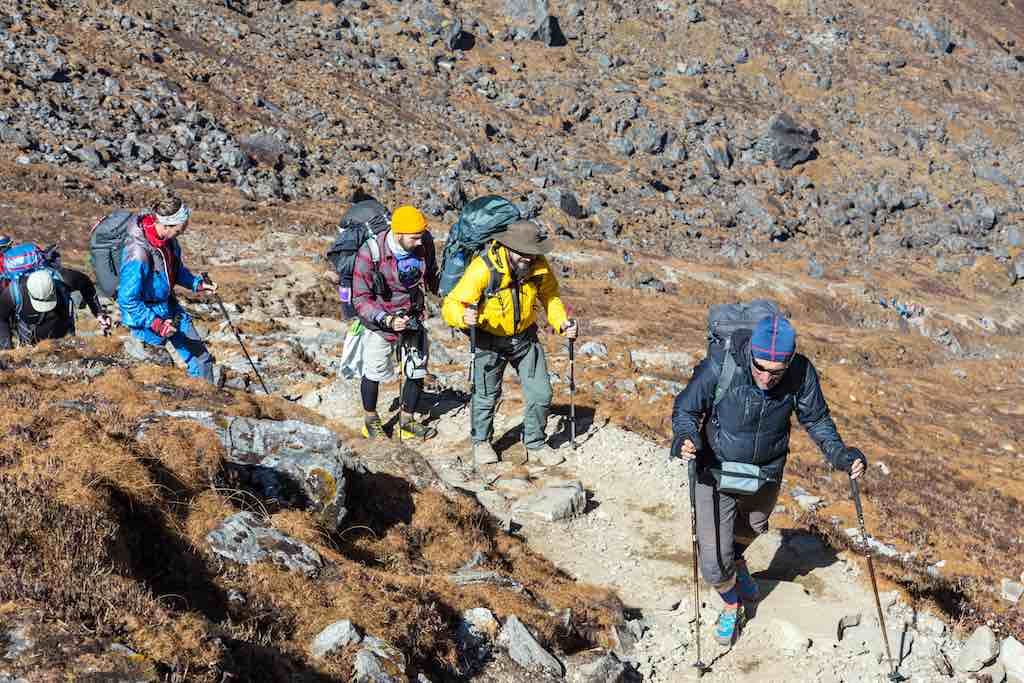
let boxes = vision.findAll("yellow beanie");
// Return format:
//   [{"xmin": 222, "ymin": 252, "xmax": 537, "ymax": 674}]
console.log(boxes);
[{"xmin": 391, "ymin": 205, "xmax": 427, "ymax": 234}]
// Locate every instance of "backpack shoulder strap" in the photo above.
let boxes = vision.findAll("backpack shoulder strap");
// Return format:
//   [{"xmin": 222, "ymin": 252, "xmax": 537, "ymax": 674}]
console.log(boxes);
[
  {"xmin": 10, "ymin": 277, "xmax": 22, "ymax": 314},
  {"xmin": 713, "ymin": 339, "xmax": 737, "ymax": 407},
  {"xmin": 366, "ymin": 236, "xmax": 381, "ymax": 265},
  {"xmin": 479, "ymin": 250, "xmax": 504, "ymax": 297}
]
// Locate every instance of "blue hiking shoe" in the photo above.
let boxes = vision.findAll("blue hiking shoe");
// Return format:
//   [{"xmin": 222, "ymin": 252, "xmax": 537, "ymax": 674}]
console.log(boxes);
[
  {"xmin": 714, "ymin": 606, "xmax": 743, "ymax": 646},
  {"xmin": 735, "ymin": 560, "xmax": 761, "ymax": 603}
]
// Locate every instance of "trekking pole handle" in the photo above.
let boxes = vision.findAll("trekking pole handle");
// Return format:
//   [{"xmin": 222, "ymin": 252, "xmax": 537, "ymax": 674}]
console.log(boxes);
[{"xmin": 849, "ymin": 476, "xmax": 866, "ymax": 528}]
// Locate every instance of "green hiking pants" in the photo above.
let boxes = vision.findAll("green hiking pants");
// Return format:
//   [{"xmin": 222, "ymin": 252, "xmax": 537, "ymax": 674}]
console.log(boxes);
[{"xmin": 472, "ymin": 325, "xmax": 552, "ymax": 450}]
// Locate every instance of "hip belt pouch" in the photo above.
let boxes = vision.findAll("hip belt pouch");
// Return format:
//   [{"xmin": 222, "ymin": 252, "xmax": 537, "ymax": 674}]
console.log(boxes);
[{"xmin": 710, "ymin": 461, "xmax": 774, "ymax": 496}]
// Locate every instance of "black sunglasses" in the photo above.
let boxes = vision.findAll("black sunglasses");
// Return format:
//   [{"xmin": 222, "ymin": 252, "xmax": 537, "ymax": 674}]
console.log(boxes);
[{"xmin": 750, "ymin": 354, "xmax": 790, "ymax": 377}]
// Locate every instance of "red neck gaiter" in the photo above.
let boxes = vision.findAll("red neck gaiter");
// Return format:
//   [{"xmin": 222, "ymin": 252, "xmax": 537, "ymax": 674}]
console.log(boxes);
[{"xmin": 141, "ymin": 214, "xmax": 177, "ymax": 290}]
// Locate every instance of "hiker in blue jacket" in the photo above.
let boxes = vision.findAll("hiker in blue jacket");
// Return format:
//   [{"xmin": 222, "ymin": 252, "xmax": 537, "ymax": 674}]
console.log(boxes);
[
  {"xmin": 672, "ymin": 314, "xmax": 866, "ymax": 646},
  {"xmin": 117, "ymin": 193, "xmax": 218, "ymax": 381}
]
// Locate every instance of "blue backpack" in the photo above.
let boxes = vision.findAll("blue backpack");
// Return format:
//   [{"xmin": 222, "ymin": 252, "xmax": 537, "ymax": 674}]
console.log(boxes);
[
  {"xmin": 438, "ymin": 195, "xmax": 521, "ymax": 296},
  {"xmin": 3, "ymin": 244, "xmax": 69, "ymax": 344}
]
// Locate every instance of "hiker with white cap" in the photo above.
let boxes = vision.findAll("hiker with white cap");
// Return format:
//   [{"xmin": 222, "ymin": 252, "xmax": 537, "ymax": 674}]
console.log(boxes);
[
  {"xmin": 442, "ymin": 220, "xmax": 578, "ymax": 466},
  {"xmin": 671, "ymin": 311, "xmax": 866, "ymax": 647},
  {"xmin": 0, "ymin": 265, "xmax": 111, "ymax": 349},
  {"xmin": 117, "ymin": 191, "xmax": 218, "ymax": 381}
]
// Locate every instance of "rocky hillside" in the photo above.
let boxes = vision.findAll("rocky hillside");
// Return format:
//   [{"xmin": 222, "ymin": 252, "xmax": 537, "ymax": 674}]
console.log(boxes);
[{"xmin": 1, "ymin": 0, "xmax": 1023, "ymax": 681}]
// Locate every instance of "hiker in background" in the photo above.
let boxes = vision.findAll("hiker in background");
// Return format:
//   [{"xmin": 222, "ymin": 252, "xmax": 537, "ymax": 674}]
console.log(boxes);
[
  {"xmin": 671, "ymin": 313, "xmax": 866, "ymax": 647},
  {"xmin": 351, "ymin": 204, "xmax": 439, "ymax": 441},
  {"xmin": 117, "ymin": 192, "xmax": 218, "ymax": 381},
  {"xmin": 442, "ymin": 220, "xmax": 578, "ymax": 466},
  {"xmin": 0, "ymin": 265, "xmax": 111, "ymax": 349}
]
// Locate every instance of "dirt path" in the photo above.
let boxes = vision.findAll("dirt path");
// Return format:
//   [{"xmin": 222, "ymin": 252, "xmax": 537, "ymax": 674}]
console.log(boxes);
[{"xmin": 293, "ymin": 337, "xmax": 951, "ymax": 681}]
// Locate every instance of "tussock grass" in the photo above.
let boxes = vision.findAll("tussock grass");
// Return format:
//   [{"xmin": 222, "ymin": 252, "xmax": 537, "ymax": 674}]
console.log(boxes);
[{"xmin": 0, "ymin": 344, "xmax": 624, "ymax": 680}]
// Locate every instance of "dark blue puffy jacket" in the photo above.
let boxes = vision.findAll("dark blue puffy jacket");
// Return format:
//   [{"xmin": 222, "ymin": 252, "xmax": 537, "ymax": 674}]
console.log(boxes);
[{"xmin": 672, "ymin": 330, "xmax": 851, "ymax": 479}]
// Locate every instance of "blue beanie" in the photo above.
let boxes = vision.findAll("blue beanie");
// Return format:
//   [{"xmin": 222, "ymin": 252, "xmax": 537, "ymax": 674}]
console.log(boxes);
[{"xmin": 750, "ymin": 315, "xmax": 796, "ymax": 363}]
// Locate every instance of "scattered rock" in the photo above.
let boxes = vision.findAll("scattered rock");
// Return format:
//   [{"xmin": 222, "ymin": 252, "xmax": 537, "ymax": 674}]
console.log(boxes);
[
  {"xmin": 497, "ymin": 615, "xmax": 563, "ymax": 676},
  {"xmin": 579, "ymin": 341, "xmax": 609, "ymax": 358},
  {"xmin": 836, "ymin": 613, "xmax": 861, "ymax": 641},
  {"xmin": 1000, "ymin": 578, "xmax": 1023, "ymax": 604},
  {"xmin": 457, "ymin": 608, "xmax": 498, "ymax": 668},
  {"xmin": 573, "ymin": 650, "xmax": 629, "ymax": 682},
  {"xmin": 207, "ymin": 511, "xmax": 323, "ymax": 575},
  {"xmin": 956, "ymin": 625, "xmax": 1000, "ymax": 673},
  {"xmin": 1000, "ymin": 636, "xmax": 1024, "ymax": 682},
  {"xmin": 629, "ymin": 350, "xmax": 694, "ymax": 370},
  {"xmin": 353, "ymin": 636, "xmax": 406, "ymax": 682},
  {"xmin": 513, "ymin": 480, "xmax": 586, "ymax": 521},
  {"xmin": 311, "ymin": 620, "xmax": 362, "ymax": 659},
  {"xmin": 773, "ymin": 618, "xmax": 811, "ymax": 655}
]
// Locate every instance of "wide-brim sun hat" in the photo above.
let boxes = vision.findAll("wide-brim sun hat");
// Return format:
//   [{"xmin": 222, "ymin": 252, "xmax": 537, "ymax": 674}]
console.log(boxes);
[{"xmin": 495, "ymin": 221, "xmax": 553, "ymax": 256}]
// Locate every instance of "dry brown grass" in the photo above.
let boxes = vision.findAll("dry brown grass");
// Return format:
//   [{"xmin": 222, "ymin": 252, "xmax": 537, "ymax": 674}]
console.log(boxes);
[{"xmin": 0, "ymin": 341, "xmax": 625, "ymax": 679}]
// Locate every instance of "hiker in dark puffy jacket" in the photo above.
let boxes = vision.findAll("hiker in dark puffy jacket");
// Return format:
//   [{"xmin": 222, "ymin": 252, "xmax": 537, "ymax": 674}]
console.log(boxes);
[
  {"xmin": 671, "ymin": 315, "xmax": 866, "ymax": 647},
  {"xmin": 0, "ymin": 267, "xmax": 111, "ymax": 349},
  {"xmin": 117, "ymin": 193, "xmax": 218, "ymax": 381},
  {"xmin": 351, "ymin": 205, "xmax": 439, "ymax": 441}
]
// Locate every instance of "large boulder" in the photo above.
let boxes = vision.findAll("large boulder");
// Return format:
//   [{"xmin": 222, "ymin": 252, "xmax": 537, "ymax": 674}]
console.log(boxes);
[
  {"xmin": 207, "ymin": 511, "xmax": 323, "ymax": 575},
  {"xmin": 763, "ymin": 113, "xmax": 820, "ymax": 170},
  {"xmin": 154, "ymin": 411, "xmax": 353, "ymax": 532}
]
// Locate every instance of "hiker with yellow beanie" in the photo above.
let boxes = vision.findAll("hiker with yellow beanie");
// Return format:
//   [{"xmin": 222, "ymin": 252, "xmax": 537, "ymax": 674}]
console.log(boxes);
[{"xmin": 351, "ymin": 205, "xmax": 440, "ymax": 441}]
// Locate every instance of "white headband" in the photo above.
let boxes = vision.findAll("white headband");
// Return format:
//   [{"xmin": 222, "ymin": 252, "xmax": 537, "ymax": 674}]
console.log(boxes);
[{"xmin": 157, "ymin": 203, "xmax": 191, "ymax": 226}]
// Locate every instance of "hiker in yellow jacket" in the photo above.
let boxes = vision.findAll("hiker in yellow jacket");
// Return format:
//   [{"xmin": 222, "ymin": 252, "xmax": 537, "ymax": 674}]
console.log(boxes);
[{"xmin": 443, "ymin": 221, "xmax": 578, "ymax": 466}]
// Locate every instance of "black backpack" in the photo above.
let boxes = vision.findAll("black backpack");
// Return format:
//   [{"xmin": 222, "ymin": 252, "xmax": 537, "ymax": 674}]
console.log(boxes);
[
  {"xmin": 89, "ymin": 210, "xmax": 138, "ymax": 298},
  {"xmin": 325, "ymin": 200, "xmax": 389, "ymax": 285},
  {"xmin": 706, "ymin": 299, "xmax": 783, "ymax": 405},
  {"xmin": 326, "ymin": 201, "xmax": 390, "ymax": 319}
]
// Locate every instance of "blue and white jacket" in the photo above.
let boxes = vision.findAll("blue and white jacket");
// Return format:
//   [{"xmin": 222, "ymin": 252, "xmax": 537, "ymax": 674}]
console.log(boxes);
[{"xmin": 117, "ymin": 215, "xmax": 202, "ymax": 344}]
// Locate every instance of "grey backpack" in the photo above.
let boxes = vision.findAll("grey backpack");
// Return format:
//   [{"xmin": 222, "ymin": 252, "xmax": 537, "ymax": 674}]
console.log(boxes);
[
  {"xmin": 89, "ymin": 210, "xmax": 138, "ymax": 298},
  {"xmin": 706, "ymin": 299, "xmax": 783, "ymax": 405}
]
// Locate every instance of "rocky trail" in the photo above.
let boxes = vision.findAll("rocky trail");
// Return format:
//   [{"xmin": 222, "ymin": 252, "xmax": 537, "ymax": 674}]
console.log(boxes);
[{"xmin": 157, "ymin": 239, "xmax": 1018, "ymax": 682}]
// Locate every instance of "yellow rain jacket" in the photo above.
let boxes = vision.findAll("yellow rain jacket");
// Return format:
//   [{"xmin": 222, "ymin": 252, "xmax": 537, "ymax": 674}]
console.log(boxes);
[{"xmin": 442, "ymin": 241, "xmax": 569, "ymax": 337}]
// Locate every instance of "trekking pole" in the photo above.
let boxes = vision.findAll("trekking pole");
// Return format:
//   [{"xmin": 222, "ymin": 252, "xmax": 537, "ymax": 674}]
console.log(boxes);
[
  {"xmin": 397, "ymin": 334, "xmax": 405, "ymax": 444},
  {"xmin": 568, "ymin": 336, "xmax": 577, "ymax": 450},
  {"xmin": 675, "ymin": 436, "xmax": 708, "ymax": 678},
  {"xmin": 850, "ymin": 476, "xmax": 903, "ymax": 682},
  {"xmin": 201, "ymin": 273, "xmax": 269, "ymax": 395},
  {"xmin": 468, "ymin": 316, "xmax": 477, "ymax": 442}
]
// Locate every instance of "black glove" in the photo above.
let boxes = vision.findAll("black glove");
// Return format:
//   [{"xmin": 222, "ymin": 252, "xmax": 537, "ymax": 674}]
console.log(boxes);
[{"xmin": 837, "ymin": 447, "xmax": 867, "ymax": 473}]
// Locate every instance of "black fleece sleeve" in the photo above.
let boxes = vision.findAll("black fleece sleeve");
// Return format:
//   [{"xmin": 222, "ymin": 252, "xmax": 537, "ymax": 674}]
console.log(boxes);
[
  {"xmin": 795, "ymin": 360, "xmax": 848, "ymax": 468},
  {"xmin": 671, "ymin": 355, "xmax": 719, "ymax": 452},
  {"xmin": 59, "ymin": 268, "xmax": 102, "ymax": 317},
  {"xmin": 423, "ymin": 233, "xmax": 440, "ymax": 296},
  {"xmin": 0, "ymin": 288, "xmax": 14, "ymax": 350}
]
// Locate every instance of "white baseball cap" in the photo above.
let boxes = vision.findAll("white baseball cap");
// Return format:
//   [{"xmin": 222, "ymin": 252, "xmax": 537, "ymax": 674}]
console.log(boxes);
[{"xmin": 26, "ymin": 270, "xmax": 58, "ymax": 312}]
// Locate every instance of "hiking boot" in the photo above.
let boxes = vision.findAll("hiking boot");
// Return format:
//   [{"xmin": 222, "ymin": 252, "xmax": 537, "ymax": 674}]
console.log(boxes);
[
  {"xmin": 714, "ymin": 606, "xmax": 743, "ymax": 646},
  {"xmin": 362, "ymin": 415, "xmax": 388, "ymax": 441},
  {"xmin": 735, "ymin": 560, "xmax": 760, "ymax": 603},
  {"xmin": 398, "ymin": 419, "xmax": 437, "ymax": 441},
  {"xmin": 527, "ymin": 443, "xmax": 565, "ymax": 467},
  {"xmin": 473, "ymin": 441, "xmax": 499, "ymax": 466}
]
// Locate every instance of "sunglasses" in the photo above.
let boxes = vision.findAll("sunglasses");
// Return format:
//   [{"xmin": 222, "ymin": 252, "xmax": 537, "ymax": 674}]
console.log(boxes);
[{"xmin": 750, "ymin": 354, "xmax": 790, "ymax": 377}]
